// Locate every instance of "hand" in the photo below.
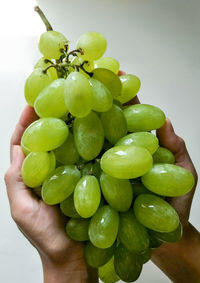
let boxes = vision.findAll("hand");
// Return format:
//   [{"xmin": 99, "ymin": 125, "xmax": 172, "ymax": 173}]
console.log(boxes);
[
  {"xmin": 118, "ymin": 70, "xmax": 200, "ymax": 281},
  {"xmin": 4, "ymin": 105, "xmax": 97, "ymax": 283}
]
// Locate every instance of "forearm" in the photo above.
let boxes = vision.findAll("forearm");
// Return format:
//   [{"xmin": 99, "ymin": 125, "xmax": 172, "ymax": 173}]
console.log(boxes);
[
  {"xmin": 41, "ymin": 256, "xmax": 98, "ymax": 283},
  {"xmin": 151, "ymin": 222, "xmax": 200, "ymax": 283}
]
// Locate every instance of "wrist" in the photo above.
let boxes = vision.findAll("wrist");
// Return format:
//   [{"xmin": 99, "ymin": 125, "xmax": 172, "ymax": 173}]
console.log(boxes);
[{"xmin": 39, "ymin": 252, "xmax": 98, "ymax": 283}]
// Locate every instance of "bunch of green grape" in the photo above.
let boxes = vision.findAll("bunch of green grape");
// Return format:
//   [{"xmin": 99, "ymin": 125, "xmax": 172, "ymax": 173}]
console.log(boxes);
[{"xmin": 21, "ymin": 7, "xmax": 195, "ymax": 283}]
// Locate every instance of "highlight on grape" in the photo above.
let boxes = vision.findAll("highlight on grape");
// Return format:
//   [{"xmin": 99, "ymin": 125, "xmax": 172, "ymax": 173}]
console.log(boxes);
[{"xmin": 21, "ymin": 6, "xmax": 195, "ymax": 283}]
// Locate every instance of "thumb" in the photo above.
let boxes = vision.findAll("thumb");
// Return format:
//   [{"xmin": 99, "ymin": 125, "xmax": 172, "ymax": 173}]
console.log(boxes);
[{"xmin": 11, "ymin": 145, "xmax": 25, "ymax": 170}]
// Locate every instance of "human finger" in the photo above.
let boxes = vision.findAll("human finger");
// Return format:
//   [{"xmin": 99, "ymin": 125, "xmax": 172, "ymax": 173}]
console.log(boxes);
[{"xmin": 10, "ymin": 105, "xmax": 38, "ymax": 162}]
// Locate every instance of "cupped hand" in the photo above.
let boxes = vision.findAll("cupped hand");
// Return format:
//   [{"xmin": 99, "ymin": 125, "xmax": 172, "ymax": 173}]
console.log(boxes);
[{"xmin": 4, "ymin": 105, "xmax": 97, "ymax": 283}]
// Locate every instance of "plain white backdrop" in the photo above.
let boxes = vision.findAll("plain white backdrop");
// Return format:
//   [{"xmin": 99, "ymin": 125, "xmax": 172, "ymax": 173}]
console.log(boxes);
[{"xmin": 0, "ymin": 0, "xmax": 199, "ymax": 282}]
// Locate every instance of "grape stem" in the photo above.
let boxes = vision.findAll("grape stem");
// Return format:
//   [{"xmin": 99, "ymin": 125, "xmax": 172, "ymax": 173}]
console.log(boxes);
[
  {"xmin": 65, "ymin": 48, "xmax": 84, "ymax": 63},
  {"xmin": 34, "ymin": 6, "xmax": 53, "ymax": 31}
]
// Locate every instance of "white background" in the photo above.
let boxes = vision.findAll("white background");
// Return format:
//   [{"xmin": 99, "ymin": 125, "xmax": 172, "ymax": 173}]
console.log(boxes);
[{"xmin": 0, "ymin": 0, "xmax": 199, "ymax": 282}]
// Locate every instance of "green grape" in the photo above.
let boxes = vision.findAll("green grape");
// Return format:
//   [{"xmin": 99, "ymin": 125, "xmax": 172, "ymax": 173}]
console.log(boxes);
[
  {"xmin": 34, "ymin": 79, "xmax": 68, "ymax": 118},
  {"xmin": 116, "ymin": 74, "xmax": 141, "ymax": 104},
  {"xmin": 134, "ymin": 194, "xmax": 179, "ymax": 232},
  {"xmin": 123, "ymin": 104, "xmax": 166, "ymax": 132},
  {"xmin": 100, "ymin": 172, "xmax": 133, "ymax": 212},
  {"xmin": 39, "ymin": 30, "xmax": 68, "ymax": 59},
  {"xmin": 73, "ymin": 111, "xmax": 104, "ymax": 161},
  {"xmin": 34, "ymin": 57, "xmax": 58, "ymax": 80},
  {"xmin": 48, "ymin": 151, "xmax": 56, "ymax": 173},
  {"xmin": 21, "ymin": 118, "xmax": 69, "ymax": 152},
  {"xmin": 94, "ymin": 57, "xmax": 120, "ymax": 74},
  {"xmin": 88, "ymin": 205, "xmax": 119, "ymax": 249},
  {"xmin": 21, "ymin": 143, "xmax": 30, "ymax": 156},
  {"xmin": 21, "ymin": 152, "xmax": 54, "ymax": 188},
  {"xmin": 131, "ymin": 179, "xmax": 154, "ymax": 197},
  {"xmin": 116, "ymin": 132, "xmax": 159, "ymax": 154},
  {"xmin": 84, "ymin": 241, "xmax": 116, "ymax": 268},
  {"xmin": 89, "ymin": 78, "xmax": 113, "ymax": 112},
  {"xmin": 60, "ymin": 194, "xmax": 80, "ymax": 218},
  {"xmin": 74, "ymin": 175, "xmax": 101, "ymax": 218},
  {"xmin": 153, "ymin": 146, "xmax": 175, "ymax": 164},
  {"xmin": 148, "ymin": 233, "xmax": 163, "ymax": 248},
  {"xmin": 54, "ymin": 132, "xmax": 79, "ymax": 165},
  {"xmin": 149, "ymin": 222, "xmax": 182, "ymax": 243},
  {"xmin": 24, "ymin": 68, "xmax": 53, "ymax": 106},
  {"xmin": 66, "ymin": 218, "xmax": 90, "ymax": 241},
  {"xmin": 141, "ymin": 164, "xmax": 195, "ymax": 197},
  {"xmin": 93, "ymin": 68, "xmax": 122, "ymax": 98},
  {"xmin": 118, "ymin": 211, "xmax": 149, "ymax": 252},
  {"xmin": 114, "ymin": 244, "xmax": 143, "ymax": 282},
  {"xmin": 76, "ymin": 31, "xmax": 107, "ymax": 61},
  {"xmin": 98, "ymin": 257, "xmax": 119, "ymax": 283},
  {"xmin": 100, "ymin": 145, "xmax": 153, "ymax": 179},
  {"xmin": 139, "ymin": 248, "xmax": 152, "ymax": 264},
  {"xmin": 42, "ymin": 165, "xmax": 81, "ymax": 205},
  {"xmin": 64, "ymin": 71, "xmax": 93, "ymax": 118},
  {"xmin": 100, "ymin": 104, "xmax": 127, "ymax": 144},
  {"xmin": 71, "ymin": 56, "xmax": 94, "ymax": 77}
]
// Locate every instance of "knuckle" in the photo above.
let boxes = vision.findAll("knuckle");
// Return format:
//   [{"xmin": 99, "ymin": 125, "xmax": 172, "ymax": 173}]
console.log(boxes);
[
  {"xmin": 176, "ymin": 136, "xmax": 186, "ymax": 148},
  {"xmin": 4, "ymin": 167, "xmax": 14, "ymax": 184},
  {"xmin": 11, "ymin": 203, "xmax": 32, "ymax": 225}
]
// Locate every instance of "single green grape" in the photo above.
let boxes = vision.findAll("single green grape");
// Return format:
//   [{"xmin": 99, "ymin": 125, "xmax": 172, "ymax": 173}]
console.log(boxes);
[
  {"xmin": 116, "ymin": 132, "xmax": 159, "ymax": 154},
  {"xmin": 131, "ymin": 179, "xmax": 154, "ymax": 197},
  {"xmin": 94, "ymin": 57, "xmax": 120, "ymax": 74},
  {"xmin": 123, "ymin": 104, "xmax": 166, "ymax": 132},
  {"xmin": 134, "ymin": 194, "xmax": 180, "ymax": 232},
  {"xmin": 118, "ymin": 211, "xmax": 149, "ymax": 252},
  {"xmin": 21, "ymin": 118, "xmax": 69, "ymax": 152},
  {"xmin": 116, "ymin": 74, "xmax": 141, "ymax": 104},
  {"xmin": 139, "ymin": 249, "xmax": 152, "ymax": 264},
  {"xmin": 73, "ymin": 111, "xmax": 104, "ymax": 161},
  {"xmin": 54, "ymin": 132, "xmax": 79, "ymax": 165},
  {"xmin": 65, "ymin": 71, "xmax": 93, "ymax": 118},
  {"xmin": 148, "ymin": 233, "xmax": 163, "ymax": 249},
  {"xmin": 114, "ymin": 244, "xmax": 143, "ymax": 282},
  {"xmin": 100, "ymin": 145, "xmax": 153, "ymax": 179},
  {"xmin": 100, "ymin": 104, "xmax": 127, "ymax": 144},
  {"xmin": 98, "ymin": 257, "xmax": 119, "ymax": 283},
  {"xmin": 153, "ymin": 146, "xmax": 175, "ymax": 164},
  {"xmin": 141, "ymin": 163, "xmax": 195, "ymax": 197},
  {"xmin": 42, "ymin": 165, "xmax": 81, "ymax": 205},
  {"xmin": 74, "ymin": 175, "xmax": 101, "ymax": 218},
  {"xmin": 21, "ymin": 152, "xmax": 55, "ymax": 188},
  {"xmin": 34, "ymin": 57, "xmax": 58, "ymax": 80},
  {"xmin": 39, "ymin": 30, "xmax": 68, "ymax": 59},
  {"xmin": 149, "ymin": 222, "xmax": 182, "ymax": 243},
  {"xmin": 34, "ymin": 79, "xmax": 68, "ymax": 118},
  {"xmin": 60, "ymin": 194, "xmax": 80, "ymax": 218},
  {"xmin": 88, "ymin": 205, "xmax": 119, "ymax": 249},
  {"xmin": 100, "ymin": 172, "xmax": 133, "ymax": 212},
  {"xmin": 89, "ymin": 78, "xmax": 113, "ymax": 112},
  {"xmin": 84, "ymin": 241, "xmax": 116, "ymax": 268},
  {"xmin": 76, "ymin": 31, "xmax": 107, "ymax": 61},
  {"xmin": 66, "ymin": 218, "xmax": 90, "ymax": 241},
  {"xmin": 24, "ymin": 68, "xmax": 53, "ymax": 106},
  {"xmin": 93, "ymin": 68, "xmax": 122, "ymax": 98},
  {"xmin": 49, "ymin": 151, "xmax": 56, "ymax": 173}
]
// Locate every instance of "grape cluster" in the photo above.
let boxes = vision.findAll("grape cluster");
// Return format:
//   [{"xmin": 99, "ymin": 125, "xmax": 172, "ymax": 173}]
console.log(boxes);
[{"xmin": 21, "ymin": 8, "xmax": 195, "ymax": 283}]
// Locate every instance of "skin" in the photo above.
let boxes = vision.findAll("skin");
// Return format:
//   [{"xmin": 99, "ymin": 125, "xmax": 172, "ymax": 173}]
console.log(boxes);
[{"xmin": 4, "ymin": 71, "xmax": 199, "ymax": 282}]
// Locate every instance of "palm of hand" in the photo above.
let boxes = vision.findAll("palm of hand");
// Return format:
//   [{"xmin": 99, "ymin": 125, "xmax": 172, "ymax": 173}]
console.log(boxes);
[{"xmin": 5, "ymin": 105, "xmax": 87, "ymax": 269}]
